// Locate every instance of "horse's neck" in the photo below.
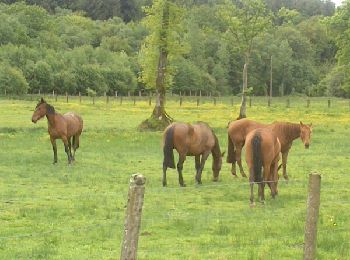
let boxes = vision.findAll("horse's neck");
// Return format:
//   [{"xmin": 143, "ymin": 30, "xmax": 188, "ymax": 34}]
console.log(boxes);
[
  {"xmin": 46, "ymin": 113, "xmax": 56, "ymax": 128},
  {"xmin": 282, "ymin": 123, "xmax": 300, "ymax": 143}
]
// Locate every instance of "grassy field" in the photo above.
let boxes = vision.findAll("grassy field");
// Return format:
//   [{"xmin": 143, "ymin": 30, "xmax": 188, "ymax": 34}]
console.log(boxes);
[{"xmin": 0, "ymin": 95, "xmax": 349, "ymax": 259}]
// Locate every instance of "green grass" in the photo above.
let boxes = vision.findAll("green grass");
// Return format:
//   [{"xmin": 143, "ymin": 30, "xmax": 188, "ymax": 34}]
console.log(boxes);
[{"xmin": 0, "ymin": 96, "xmax": 349, "ymax": 259}]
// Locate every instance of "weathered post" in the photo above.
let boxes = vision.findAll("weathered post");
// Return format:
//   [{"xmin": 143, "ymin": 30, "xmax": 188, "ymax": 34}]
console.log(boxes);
[
  {"xmin": 231, "ymin": 96, "xmax": 234, "ymax": 107},
  {"xmin": 106, "ymin": 95, "xmax": 109, "ymax": 104},
  {"xmin": 92, "ymin": 96, "xmax": 95, "ymax": 105},
  {"xmin": 249, "ymin": 96, "xmax": 252, "ymax": 107},
  {"xmin": 148, "ymin": 92, "xmax": 152, "ymax": 106},
  {"xmin": 133, "ymin": 96, "xmax": 136, "ymax": 106},
  {"xmin": 120, "ymin": 95, "xmax": 123, "ymax": 105},
  {"xmin": 120, "ymin": 174, "xmax": 146, "ymax": 260},
  {"xmin": 180, "ymin": 96, "xmax": 183, "ymax": 106},
  {"xmin": 213, "ymin": 97, "xmax": 216, "ymax": 106},
  {"xmin": 66, "ymin": 92, "xmax": 68, "ymax": 103},
  {"xmin": 79, "ymin": 92, "xmax": 81, "ymax": 104},
  {"xmin": 196, "ymin": 98, "xmax": 200, "ymax": 107},
  {"xmin": 286, "ymin": 98, "xmax": 290, "ymax": 108},
  {"xmin": 303, "ymin": 173, "xmax": 321, "ymax": 260},
  {"xmin": 307, "ymin": 99, "xmax": 310, "ymax": 108},
  {"xmin": 328, "ymin": 99, "xmax": 331, "ymax": 108},
  {"xmin": 55, "ymin": 93, "xmax": 58, "ymax": 102}
]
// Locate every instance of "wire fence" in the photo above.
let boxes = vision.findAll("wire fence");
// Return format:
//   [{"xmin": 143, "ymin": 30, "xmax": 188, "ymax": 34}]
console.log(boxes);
[{"xmin": 1, "ymin": 93, "xmax": 350, "ymax": 110}]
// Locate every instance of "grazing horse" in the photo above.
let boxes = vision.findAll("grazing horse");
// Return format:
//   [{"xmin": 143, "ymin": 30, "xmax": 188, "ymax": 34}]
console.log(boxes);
[
  {"xmin": 227, "ymin": 119, "xmax": 312, "ymax": 179},
  {"xmin": 31, "ymin": 98, "xmax": 83, "ymax": 164},
  {"xmin": 162, "ymin": 122, "xmax": 224, "ymax": 187},
  {"xmin": 245, "ymin": 128, "xmax": 281, "ymax": 206}
]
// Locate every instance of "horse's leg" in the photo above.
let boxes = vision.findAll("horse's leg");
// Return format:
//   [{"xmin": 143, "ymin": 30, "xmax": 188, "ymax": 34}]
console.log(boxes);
[
  {"xmin": 195, "ymin": 155, "xmax": 201, "ymax": 178},
  {"xmin": 261, "ymin": 165, "xmax": 270, "ymax": 203},
  {"xmin": 282, "ymin": 150, "xmax": 290, "ymax": 180},
  {"xmin": 71, "ymin": 136, "xmax": 76, "ymax": 161},
  {"xmin": 162, "ymin": 162, "xmax": 168, "ymax": 187},
  {"xmin": 196, "ymin": 152, "xmax": 210, "ymax": 184},
  {"xmin": 236, "ymin": 143, "xmax": 247, "ymax": 177},
  {"xmin": 177, "ymin": 154, "xmax": 186, "ymax": 187},
  {"xmin": 62, "ymin": 136, "xmax": 72, "ymax": 164},
  {"xmin": 68, "ymin": 137, "xmax": 73, "ymax": 161},
  {"xmin": 249, "ymin": 169, "xmax": 255, "ymax": 207},
  {"xmin": 73, "ymin": 134, "xmax": 80, "ymax": 160},
  {"xmin": 50, "ymin": 137, "xmax": 57, "ymax": 164}
]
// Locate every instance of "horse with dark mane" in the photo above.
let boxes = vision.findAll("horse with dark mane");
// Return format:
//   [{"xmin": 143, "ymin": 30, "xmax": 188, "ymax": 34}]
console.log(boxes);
[
  {"xmin": 162, "ymin": 122, "xmax": 224, "ymax": 187},
  {"xmin": 245, "ymin": 128, "xmax": 281, "ymax": 206},
  {"xmin": 31, "ymin": 98, "xmax": 83, "ymax": 164},
  {"xmin": 227, "ymin": 119, "xmax": 312, "ymax": 179}
]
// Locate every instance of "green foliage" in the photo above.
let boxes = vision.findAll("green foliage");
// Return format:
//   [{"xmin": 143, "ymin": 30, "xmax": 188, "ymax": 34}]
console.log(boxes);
[
  {"xmin": 138, "ymin": 0, "xmax": 188, "ymax": 90},
  {"xmin": 0, "ymin": 64, "xmax": 29, "ymax": 94}
]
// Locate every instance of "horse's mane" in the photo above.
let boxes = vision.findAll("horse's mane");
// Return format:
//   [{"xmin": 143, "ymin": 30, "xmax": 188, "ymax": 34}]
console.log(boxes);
[
  {"xmin": 46, "ymin": 103, "xmax": 55, "ymax": 114},
  {"xmin": 271, "ymin": 122, "xmax": 300, "ymax": 142}
]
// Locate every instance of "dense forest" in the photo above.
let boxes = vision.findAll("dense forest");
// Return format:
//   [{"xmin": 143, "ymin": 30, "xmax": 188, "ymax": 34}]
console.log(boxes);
[{"xmin": 0, "ymin": 0, "xmax": 349, "ymax": 98}]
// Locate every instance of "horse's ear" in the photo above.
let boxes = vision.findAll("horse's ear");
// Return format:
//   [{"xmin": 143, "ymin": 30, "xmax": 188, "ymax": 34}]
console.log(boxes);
[
  {"xmin": 300, "ymin": 121, "xmax": 304, "ymax": 126},
  {"xmin": 221, "ymin": 151, "xmax": 226, "ymax": 157},
  {"xmin": 40, "ymin": 97, "xmax": 45, "ymax": 103}
]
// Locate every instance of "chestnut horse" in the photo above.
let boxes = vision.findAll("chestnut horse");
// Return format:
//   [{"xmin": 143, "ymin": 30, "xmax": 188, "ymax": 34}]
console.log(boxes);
[
  {"xmin": 227, "ymin": 119, "xmax": 312, "ymax": 179},
  {"xmin": 162, "ymin": 122, "xmax": 224, "ymax": 187},
  {"xmin": 245, "ymin": 128, "xmax": 281, "ymax": 206},
  {"xmin": 31, "ymin": 98, "xmax": 83, "ymax": 164}
]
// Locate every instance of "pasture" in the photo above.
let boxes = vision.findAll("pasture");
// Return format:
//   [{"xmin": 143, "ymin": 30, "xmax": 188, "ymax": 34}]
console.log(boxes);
[{"xmin": 0, "ymin": 96, "xmax": 349, "ymax": 259}]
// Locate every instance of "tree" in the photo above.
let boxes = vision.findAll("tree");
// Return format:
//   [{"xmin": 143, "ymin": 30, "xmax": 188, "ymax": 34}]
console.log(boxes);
[
  {"xmin": 0, "ymin": 64, "xmax": 29, "ymax": 94},
  {"xmin": 138, "ymin": 0, "xmax": 187, "ymax": 130},
  {"xmin": 218, "ymin": 0, "xmax": 271, "ymax": 119}
]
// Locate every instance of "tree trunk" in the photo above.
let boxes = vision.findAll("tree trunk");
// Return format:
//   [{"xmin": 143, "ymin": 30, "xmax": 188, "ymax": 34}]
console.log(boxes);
[
  {"xmin": 138, "ymin": 1, "xmax": 172, "ymax": 131},
  {"xmin": 238, "ymin": 61, "xmax": 248, "ymax": 119}
]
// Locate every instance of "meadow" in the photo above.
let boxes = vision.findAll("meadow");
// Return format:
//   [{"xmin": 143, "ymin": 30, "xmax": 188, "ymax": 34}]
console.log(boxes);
[{"xmin": 0, "ymin": 95, "xmax": 349, "ymax": 259}]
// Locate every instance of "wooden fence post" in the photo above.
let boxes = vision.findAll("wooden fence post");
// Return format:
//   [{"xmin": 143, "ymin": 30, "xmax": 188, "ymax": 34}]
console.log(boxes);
[
  {"xmin": 120, "ymin": 174, "xmax": 146, "ymax": 260},
  {"xmin": 231, "ymin": 97, "xmax": 234, "ymax": 106},
  {"xmin": 92, "ymin": 96, "xmax": 95, "ymax": 105},
  {"xmin": 120, "ymin": 96, "xmax": 123, "ymax": 105},
  {"xmin": 79, "ymin": 92, "xmax": 81, "ymax": 104},
  {"xmin": 180, "ymin": 96, "xmax": 183, "ymax": 106},
  {"xmin": 106, "ymin": 95, "xmax": 109, "ymax": 104},
  {"xmin": 303, "ymin": 173, "xmax": 321, "ymax": 260},
  {"xmin": 66, "ymin": 92, "xmax": 68, "ymax": 103},
  {"xmin": 148, "ymin": 93, "xmax": 152, "ymax": 106},
  {"xmin": 196, "ymin": 98, "xmax": 200, "ymax": 107},
  {"xmin": 249, "ymin": 96, "xmax": 252, "ymax": 107},
  {"xmin": 213, "ymin": 97, "xmax": 216, "ymax": 106},
  {"xmin": 55, "ymin": 94, "xmax": 58, "ymax": 102},
  {"xmin": 286, "ymin": 98, "xmax": 290, "ymax": 108},
  {"xmin": 328, "ymin": 99, "xmax": 331, "ymax": 108},
  {"xmin": 307, "ymin": 99, "xmax": 310, "ymax": 108}
]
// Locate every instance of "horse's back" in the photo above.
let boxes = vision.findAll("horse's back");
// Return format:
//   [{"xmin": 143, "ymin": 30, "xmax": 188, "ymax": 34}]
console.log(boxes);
[
  {"xmin": 63, "ymin": 112, "xmax": 83, "ymax": 136},
  {"xmin": 170, "ymin": 122, "xmax": 215, "ymax": 155},
  {"xmin": 228, "ymin": 119, "xmax": 266, "ymax": 141}
]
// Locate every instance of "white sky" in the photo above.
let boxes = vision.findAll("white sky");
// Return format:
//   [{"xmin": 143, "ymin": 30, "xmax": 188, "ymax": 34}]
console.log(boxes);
[{"xmin": 332, "ymin": 0, "xmax": 344, "ymax": 6}]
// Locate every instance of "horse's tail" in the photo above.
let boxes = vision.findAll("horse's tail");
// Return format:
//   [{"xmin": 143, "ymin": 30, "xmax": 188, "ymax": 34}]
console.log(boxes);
[
  {"xmin": 163, "ymin": 125, "xmax": 175, "ymax": 169},
  {"xmin": 252, "ymin": 132, "xmax": 263, "ymax": 183},
  {"xmin": 226, "ymin": 134, "xmax": 235, "ymax": 163}
]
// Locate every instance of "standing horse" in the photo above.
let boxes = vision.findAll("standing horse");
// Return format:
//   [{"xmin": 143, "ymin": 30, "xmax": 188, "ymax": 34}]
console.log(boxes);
[
  {"xmin": 162, "ymin": 122, "xmax": 224, "ymax": 187},
  {"xmin": 31, "ymin": 98, "xmax": 83, "ymax": 164},
  {"xmin": 227, "ymin": 119, "xmax": 312, "ymax": 179},
  {"xmin": 245, "ymin": 128, "xmax": 281, "ymax": 206}
]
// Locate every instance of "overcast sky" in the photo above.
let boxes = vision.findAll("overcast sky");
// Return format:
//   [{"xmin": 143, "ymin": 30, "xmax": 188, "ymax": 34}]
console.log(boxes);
[{"xmin": 332, "ymin": 0, "xmax": 344, "ymax": 6}]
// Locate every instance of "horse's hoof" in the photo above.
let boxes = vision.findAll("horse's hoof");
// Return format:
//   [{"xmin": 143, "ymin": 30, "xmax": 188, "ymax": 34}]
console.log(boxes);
[
  {"xmin": 250, "ymin": 202, "xmax": 256, "ymax": 208},
  {"xmin": 180, "ymin": 183, "xmax": 186, "ymax": 187},
  {"xmin": 241, "ymin": 174, "xmax": 247, "ymax": 178},
  {"xmin": 260, "ymin": 200, "xmax": 265, "ymax": 205},
  {"xmin": 231, "ymin": 173, "xmax": 238, "ymax": 177},
  {"xmin": 212, "ymin": 178, "xmax": 218, "ymax": 182},
  {"xmin": 53, "ymin": 161, "xmax": 57, "ymax": 164},
  {"xmin": 162, "ymin": 182, "xmax": 167, "ymax": 187}
]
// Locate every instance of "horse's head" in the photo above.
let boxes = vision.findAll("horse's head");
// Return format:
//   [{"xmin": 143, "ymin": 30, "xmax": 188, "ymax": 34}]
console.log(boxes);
[
  {"xmin": 212, "ymin": 151, "xmax": 225, "ymax": 182},
  {"xmin": 32, "ymin": 98, "xmax": 48, "ymax": 123},
  {"xmin": 300, "ymin": 121, "xmax": 312, "ymax": 149}
]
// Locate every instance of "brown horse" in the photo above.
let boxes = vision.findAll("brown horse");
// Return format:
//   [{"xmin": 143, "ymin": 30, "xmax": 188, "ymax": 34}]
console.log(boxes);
[
  {"xmin": 162, "ymin": 122, "xmax": 224, "ymax": 187},
  {"xmin": 31, "ymin": 98, "xmax": 83, "ymax": 164},
  {"xmin": 227, "ymin": 119, "xmax": 312, "ymax": 179},
  {"xmin": 245, "ymin": 128, "xmax": 281, "ymax": 206}
]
